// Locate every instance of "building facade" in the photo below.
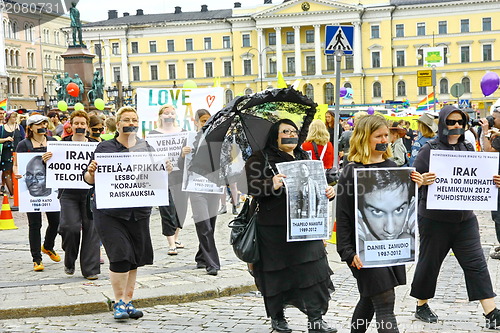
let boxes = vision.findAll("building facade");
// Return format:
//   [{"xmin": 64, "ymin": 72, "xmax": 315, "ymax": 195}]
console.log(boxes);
[{"xmin": 82, "ymin": 0, "xmax": 500, "ymax": 113}]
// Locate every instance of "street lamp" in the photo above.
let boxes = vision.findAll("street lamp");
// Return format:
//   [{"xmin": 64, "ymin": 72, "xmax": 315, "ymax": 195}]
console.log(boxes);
[
  {"xmin": 106, "ymin": 78, "xmax": 134, "ymax": 109},
  {"xmin": 245, "ymin": 47, "xmax": 275, "ymax": 91},
  {"xmin": 35, "ymin": 89, "xmax": 57, "ymax": 114}
]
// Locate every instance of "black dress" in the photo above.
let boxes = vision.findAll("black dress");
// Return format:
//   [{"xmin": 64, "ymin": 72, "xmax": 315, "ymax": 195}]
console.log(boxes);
[
  {"xmin": 245, "ymin": 147, "xmax": 334, "ymax": 318},
  {"xmin": 1, "ymin": 125, "xmax": 24, "ymax": 171},
  {"xmin": 336, "ymin": 160, "xmax": 406, "ymax": 297}
]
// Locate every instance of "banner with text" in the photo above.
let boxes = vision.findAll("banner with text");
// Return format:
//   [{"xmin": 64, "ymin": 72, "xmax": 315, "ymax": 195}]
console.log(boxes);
[
  {"xmin": 427, "ymin": 150, "xmax": 499, "ymax": 210},
  {"xmin": 46, "ymin": 141, "xmax": 98, "ymax": 189},
  {"xmin": 94, "ymin": 152, "xmax": 169, "ymax": 209},
  {"xmin": 145, "ymin": 132, "xmax": 188, "ymax": 172},
  {"xmin": 17, "ymin": 152, "xmax": 60, "ymax": 212},
  {"xmin": 136, "ymin": 87, "xmax": 224, "ymax": 134}
]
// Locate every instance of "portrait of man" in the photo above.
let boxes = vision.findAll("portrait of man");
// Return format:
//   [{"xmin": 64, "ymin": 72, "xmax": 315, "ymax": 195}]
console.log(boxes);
[
  {"xmin": 296, "ymin": 162, "xmax": 322, "ymax": 218},
  {"xmin": 25, "ymin": 156, "xmax": 51, "ymax": 197}
]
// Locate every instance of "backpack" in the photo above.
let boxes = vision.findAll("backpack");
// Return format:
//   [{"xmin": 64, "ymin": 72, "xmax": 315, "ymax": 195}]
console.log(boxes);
[{"xmin": 427, "ymin": 138, "xmax": 474, "ymax": 151}]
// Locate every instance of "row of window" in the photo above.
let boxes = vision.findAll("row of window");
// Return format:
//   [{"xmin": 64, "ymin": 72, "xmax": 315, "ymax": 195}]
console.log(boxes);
[
  {"xmin": 372, "ymin": 17, "xmax": 492, "ymax": 39},
  {"xmin": 6, "ymin": 77, "xmax": 22, "ymax": 95},
  {"xmin": 5, "ymin": 49, "xmax": 63, "ymax": 70},
  {"xmin": 3, "ymin": 20, "xmax": 35, "ymax": 42}
]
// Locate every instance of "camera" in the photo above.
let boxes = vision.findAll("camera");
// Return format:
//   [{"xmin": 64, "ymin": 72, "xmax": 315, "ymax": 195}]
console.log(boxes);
[{"xmin": 470, "ymin": 115, "xmax": 494, "ymax": 128}]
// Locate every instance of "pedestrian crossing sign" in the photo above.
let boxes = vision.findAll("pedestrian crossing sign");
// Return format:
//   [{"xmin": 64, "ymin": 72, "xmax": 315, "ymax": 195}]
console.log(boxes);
[{"xmin": 325, "ymin": 25, "xmax": 354, "ymax": 55}]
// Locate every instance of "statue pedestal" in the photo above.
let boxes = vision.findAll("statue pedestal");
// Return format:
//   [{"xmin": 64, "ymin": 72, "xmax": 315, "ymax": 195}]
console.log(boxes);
[{"xmin": 61, "ymin": 45, "xmax": 95, "ymax": 107}]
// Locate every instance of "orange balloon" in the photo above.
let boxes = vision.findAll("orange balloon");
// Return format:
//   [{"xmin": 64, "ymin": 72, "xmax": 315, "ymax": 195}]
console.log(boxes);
[{"xmin": 66, "ymin": 82, "xmax": 79, "ymax": 97}]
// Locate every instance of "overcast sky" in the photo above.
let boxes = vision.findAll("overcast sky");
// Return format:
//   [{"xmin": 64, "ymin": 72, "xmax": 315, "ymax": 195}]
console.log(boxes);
[{"xmin": 78, "ymin": 0, "xmax": 265, "ymax": 22}]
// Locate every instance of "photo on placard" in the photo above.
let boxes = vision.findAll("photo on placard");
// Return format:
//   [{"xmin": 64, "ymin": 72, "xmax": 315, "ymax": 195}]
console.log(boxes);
[{"xmin": 354, "ymin": 167, "xmax": 418, "ymax": 268}]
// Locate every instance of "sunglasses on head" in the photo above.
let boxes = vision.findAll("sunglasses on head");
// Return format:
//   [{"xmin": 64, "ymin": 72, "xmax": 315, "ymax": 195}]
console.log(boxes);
[{"xmin": 445, "ymin": 119, "xmax": 465, "ymax": 126}]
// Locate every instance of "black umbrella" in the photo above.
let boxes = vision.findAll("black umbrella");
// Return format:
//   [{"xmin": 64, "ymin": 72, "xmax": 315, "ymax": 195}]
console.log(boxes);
[{"xmin": 189, "ymin": 87, "xmax": 318, "ymax": 185}]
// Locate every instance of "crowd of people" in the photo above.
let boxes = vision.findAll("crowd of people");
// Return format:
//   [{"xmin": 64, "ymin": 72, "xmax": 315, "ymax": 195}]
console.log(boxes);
[{"xmin": 3, "ymin": 101, "xmax": 500, "ymax": 331}]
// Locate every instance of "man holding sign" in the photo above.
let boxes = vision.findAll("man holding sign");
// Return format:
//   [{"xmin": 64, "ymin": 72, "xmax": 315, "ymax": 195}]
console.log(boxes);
[
  {"xmin": 411, "ymin": 105, "xmax": 500, "ymax": 328},
  {"xmin": 84, "ymin": 107, "xmax": 174, "ymax": 321}
]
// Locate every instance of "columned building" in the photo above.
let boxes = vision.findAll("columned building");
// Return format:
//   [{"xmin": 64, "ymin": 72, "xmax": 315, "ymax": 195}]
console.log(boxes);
[{"xmin": 82, "ymin": 0, "xmax": 500, "ymax": 112}]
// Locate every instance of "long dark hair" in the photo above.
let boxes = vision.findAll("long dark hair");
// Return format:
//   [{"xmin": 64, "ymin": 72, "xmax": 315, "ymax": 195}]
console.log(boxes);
[
  {"xmin": 265, "ymin": 119, "xmax": 308, "ymax": 159},
  {"xmin": 325, "ymin": 110, "xmax": 335, "ymax": 128}
]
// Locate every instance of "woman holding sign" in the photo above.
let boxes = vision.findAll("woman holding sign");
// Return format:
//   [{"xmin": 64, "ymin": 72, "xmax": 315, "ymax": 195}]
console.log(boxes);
[
  {"xmin": 336, "ymin": 114, "xmax": 423, "ymax": 333},
  {"xmin": 14, "ymin": 114, "xmax": 60, "ymax": 272},
  {"xmin": 84, "ymin": 106, "xmax": 174, "ymax": 320},
  {"xmin": 149, "ymin": 104, "xmax": 188, "ymax": 256},
  {"xmin": 245, "ymin": 119, "xmax": 336, "ymax": 333},
  {"xmin": 42, "ymin": 110, "xmax": 101, "ymax": 280},
  {"xmin": 410, "ymin": 105, "xmax": 500, "ymax": 328}
]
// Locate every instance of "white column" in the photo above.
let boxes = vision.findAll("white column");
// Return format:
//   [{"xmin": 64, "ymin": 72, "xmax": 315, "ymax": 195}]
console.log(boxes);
[
  {"xmin": 256, "ymin": 28, "xmax": 264, "ymax": 81},
  {"xmin": 104, "ymin": 39, "xmax": 112, "ymax": 86},
  {"xmin": 314, "ymin": 24, "xmax": 322, "ymax": 76},
  {"xmin": 275, "ymin": 27, "xmax": 283, "ymax": 74},
  {"xmin": 353, "ymin": 22, "xmax": 362, "ymax": 74},
  {"xmin": 120, "ymin": 37, "xmax": 129, "ymax": 85},
  {"xmin": 294, "ymin": 26, "xmax": 301, "ymax": 77}
]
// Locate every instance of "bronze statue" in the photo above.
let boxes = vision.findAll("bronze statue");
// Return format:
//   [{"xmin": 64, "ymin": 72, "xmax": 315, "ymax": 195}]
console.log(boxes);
[
  {"xmin": 70, "ymin": 2, "xmax": 83, "ymax": 46},
  {"xmin": 89, "ymin": 70, "xmax": 104, "ymax": 102},
  {"xmin": 73, "ymin": 74, "xmax": 84, "ymax": 102},
  {"xmin": 53, "ymin": 74, "xmax": 64, "ymax": 101}
]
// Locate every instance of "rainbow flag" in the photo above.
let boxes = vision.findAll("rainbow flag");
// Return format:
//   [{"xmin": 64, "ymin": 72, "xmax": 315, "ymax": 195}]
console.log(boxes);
[
  {"xmin": 416, "ymin": 92, "xmax": 438, "ymax": 112},
  {"xmin": 0, "ymin": 99, "xmax": 6, "ymax": 109}
]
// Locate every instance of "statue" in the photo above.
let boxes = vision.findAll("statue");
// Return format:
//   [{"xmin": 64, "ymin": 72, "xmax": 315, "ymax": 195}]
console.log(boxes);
[
  {"xmin": 70, "ymin": 2, "xmax": 83, "ymax": 46},
  {"xmin": 61, "ymin": 72, "xmax": 73, "ymax": 104},
  {"xmin": 89, "ymin": 70, "xmax": 104, "ymax": 102},
  {"xmin": 73, "ymin": 74, "xmax": 84, "ymax": 103},
  {"xmin": 53, "ymin": 74, "xmax": 64, "ymax": 101}
]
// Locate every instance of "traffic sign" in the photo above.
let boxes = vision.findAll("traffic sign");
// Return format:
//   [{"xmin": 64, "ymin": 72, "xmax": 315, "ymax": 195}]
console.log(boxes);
[
  {"xmin": 325, "ymin": 25, "xmax": 354, "ymax": 55},
  {"xmin": 417, "ymin": 70, "xmax": 432, "ymax": 87},
  {"xmin": 459, "ymin": 99, "xmax": 470, "ymax": 108},
  {"xmin": 450, "ymin": 83, "xmax": 465, "ymax": 98}
]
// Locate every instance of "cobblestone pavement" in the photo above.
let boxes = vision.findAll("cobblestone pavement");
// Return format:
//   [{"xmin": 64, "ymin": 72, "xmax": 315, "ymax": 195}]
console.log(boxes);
[{"xmin": 1, "ymin": 203, "xmax": 500, "ymax": 332}]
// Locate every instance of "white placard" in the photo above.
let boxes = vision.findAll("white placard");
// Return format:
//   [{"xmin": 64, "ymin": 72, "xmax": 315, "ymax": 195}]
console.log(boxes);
[
  {"xmin": 145, "ymin": 132, "xmax": 188, "ymax": 172},
  {"xmin": 46, "ymin": 141, "xmax": 98, "ymax": 189},
  {"xmin": 136, "ymin": 87, "xmax": 223, "ymax": 133},
  {"xmin": 427, "ymin": 150, "xmax": 499, "ymax": 210},
  {"xmin": 17, "ymin": 152, "xmax": 60, "ymax": 212},
  {"xmin": 181, "ymin": 132, "xmax": 224, "ymax": 194},
  {"xmin": 354, "ymin": 167, "xmax": 418, "ymax": 268},
  {"xmin": 276, "ymin": 160, "xmax": 330, "ymax": 242},
  {"xmin": 94, "ymin": 152, "xmax": 169, "ymax": 209}
]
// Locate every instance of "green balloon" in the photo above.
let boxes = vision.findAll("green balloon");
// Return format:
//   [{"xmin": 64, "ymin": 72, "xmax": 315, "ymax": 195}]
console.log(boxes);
[
  {"xmin": 57, "ymin": 100, "xmax": 68, "ymax": 112},
  {"xmin": 94, "ymin": 98, "xmax": 105, "ymax": 110},
  {"xmin": 183, "ymin": 80, "xmax": 197, "ymax": 89},
  {"xmin": 74, "ymin": 102, "xmax": 84, "ymax": 111}
]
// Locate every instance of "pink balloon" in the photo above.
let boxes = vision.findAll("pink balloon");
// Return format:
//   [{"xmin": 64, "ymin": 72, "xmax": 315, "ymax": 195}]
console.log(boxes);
[
  {"xmin": 339, "ymin": 87, "xmax": 347, "ymax": 98},
  {"xmin": 367, "ymin": 107, "xmax": 375, "ymax": 115},
  {"xmin": 481, "ymin": 72, "xmax": 500, "ymax": 96}
]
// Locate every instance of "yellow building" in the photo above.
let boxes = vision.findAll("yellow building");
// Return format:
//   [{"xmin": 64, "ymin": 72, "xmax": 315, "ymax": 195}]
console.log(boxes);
[
  {"xmin": 82, "ymin": 0, "xmax": 500, "ymax": 113},
  {"xmin": 1, "ymin": 5, "xmax": 70, "ymax": 111}
]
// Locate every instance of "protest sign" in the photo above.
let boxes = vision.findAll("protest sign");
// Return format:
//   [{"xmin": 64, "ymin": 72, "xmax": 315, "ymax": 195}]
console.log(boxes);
[
  {"xmin": 182, "ymin": 132, "xmax": 223, "ymax": 194},
  {"xmin": 354, "ymin": 167, "xmax": 417, "ymax": 268},
  {"xmin": 17, "ymin": 152, "xmax": 60, "ymax": 212},
  {"xmin": 46, "ymin": 141, "xmax": 98, "ymax": 189},
  {"xmin": 276, "ymin": 160, "xmax": 329, "ymax": 242},
  {"xmin": 94, "ymin": 152, "xmax": 169, "ymax": 209},
  {"xmin": 145, "ymin": 132, "xmax": 188, "ymax": 172},
  {"xmin": 427, "ymin": 150, "xmax": 499, "ymax": 210},
  {"xmin": 136, "ymin": 87, "xmax": 223, "ymax": 134}
]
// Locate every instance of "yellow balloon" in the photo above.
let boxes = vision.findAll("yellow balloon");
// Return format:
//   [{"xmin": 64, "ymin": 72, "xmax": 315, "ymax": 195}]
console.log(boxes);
[
  {"xmin": 57, "ymin": 100, "xmax": 68, "ymax": 112},
  {"xmin": 74, "ymin": 102, "xmax": 84, "ymax": 111},
  {"xmin": 94, "ymin": 98, "xmax": 105, "ymax": 110},
  {"xmin": 183, "ymin": 80, "xmax": 197, "ymax": 89}
]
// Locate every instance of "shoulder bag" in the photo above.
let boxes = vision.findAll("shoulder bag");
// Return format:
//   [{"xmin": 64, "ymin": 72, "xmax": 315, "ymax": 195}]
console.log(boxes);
[
  {"xmin": 228, "ymin": 197, "xmax": 259, "ymax": 263},
  {"xmin": 312, "ymin": 142, "xmax": 338, "ymax": 185}
]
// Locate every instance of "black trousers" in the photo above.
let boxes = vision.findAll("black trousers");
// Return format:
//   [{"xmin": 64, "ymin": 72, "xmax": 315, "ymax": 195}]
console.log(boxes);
[
  {"xmin": 190, "ymin": 192, "xmax": 220, "ymax": 270},
  {"xmin": 27, "ymin": 211, "xmax": 60, "ymax": 263},
  {"xmin": 410, "ymin": 216, "xmax": 496, "ymax": 301}
]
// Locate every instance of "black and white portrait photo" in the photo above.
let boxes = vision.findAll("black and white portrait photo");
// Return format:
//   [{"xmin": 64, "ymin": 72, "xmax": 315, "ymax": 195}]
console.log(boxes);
[
  {"xmin": 355, "ymin": 167, "xmax": 417, "ymax": 267},
  {"xmin": 276, "ymin": 160, "xmax": 329, "ymax": 241},
  {"xmin": 17, "ymin": 153, "xmax": 60, "ymax": 213}
]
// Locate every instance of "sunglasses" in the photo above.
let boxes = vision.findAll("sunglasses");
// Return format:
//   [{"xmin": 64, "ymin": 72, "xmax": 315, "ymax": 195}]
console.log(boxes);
[
  {"xmin": 445, "ymin": 119, "xmax": 465, "ymax": 126},
  {"xmin": 91, "ymin": 127, "xmax": 104, "ymax": 132}
]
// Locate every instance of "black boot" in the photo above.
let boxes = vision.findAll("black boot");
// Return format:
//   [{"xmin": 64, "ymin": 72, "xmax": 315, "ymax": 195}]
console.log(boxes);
[
  {"xmin": 308, "ymin": 316, "xmax": 337, "ymax": 333},
  {"xmin": 271, "ymin": 311, "xmax": 292, "ymax": 333},
  {"xmin": 485, "ymin": 308, "xmax": 500, "ymax": 329}
]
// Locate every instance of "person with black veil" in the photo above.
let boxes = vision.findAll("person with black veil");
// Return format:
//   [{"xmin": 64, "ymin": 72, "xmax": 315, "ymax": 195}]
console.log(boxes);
[{"xmin": 245, "ymin": 118, "xmax": 336, "ymax": 333}]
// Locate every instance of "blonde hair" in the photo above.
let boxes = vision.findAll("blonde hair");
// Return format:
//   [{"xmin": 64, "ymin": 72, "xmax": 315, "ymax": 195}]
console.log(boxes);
[
  {"xmin": 157, "ymin": 104, "xmax": 178, "ymax": 128},
  {"xmin": 116, "ymin": 106, "xmax": 138, "ymax": 122},
  {"xmin": 418, "ymin": 121, "xmax": 435, "ymax": 138},
  {"xmin": 348, "ymin": 114, "xmax": 393, "ymax": 164},
  {"xmin": 305, "ymin": 119, "xmax": 330, "ymax": 146}
]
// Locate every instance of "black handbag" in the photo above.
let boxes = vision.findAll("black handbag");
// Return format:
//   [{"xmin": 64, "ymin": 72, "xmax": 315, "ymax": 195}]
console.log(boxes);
[
  {"xmin": 228, "ymin": 198, "xmax": 260, "ymax": 264},
  {"xmin": 312, "ymin": 142, "xmax": 338, "ymax": 185}
]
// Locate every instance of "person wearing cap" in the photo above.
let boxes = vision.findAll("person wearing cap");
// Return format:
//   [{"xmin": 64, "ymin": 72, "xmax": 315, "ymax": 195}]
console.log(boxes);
[
  {"xmin": 410, "ymin": 105, "xmax": 500, "ymax": 328},
  {"xmin": 14, "ymin": 114, "xmax": 61, "ymax": 272},
  {"xmin": 388, "ymin": 121, "xmax": 408, "ymax": 167},
  {"xmin": 42, "ymin": 110, "xmax": 101, "ymax": 280},
  {"xmin": 409, "ymin": 112, "xmax": 437, "ymax": 166}
]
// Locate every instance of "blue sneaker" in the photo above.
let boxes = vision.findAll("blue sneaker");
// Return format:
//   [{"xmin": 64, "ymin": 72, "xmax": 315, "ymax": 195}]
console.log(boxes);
[
  {"xmin": 113, "ymin": 300, "xmax": 129, "ymax": 320},
  {"xmin": 126, "ymin": 301, "xmax": 144, "ymax": 319}
]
